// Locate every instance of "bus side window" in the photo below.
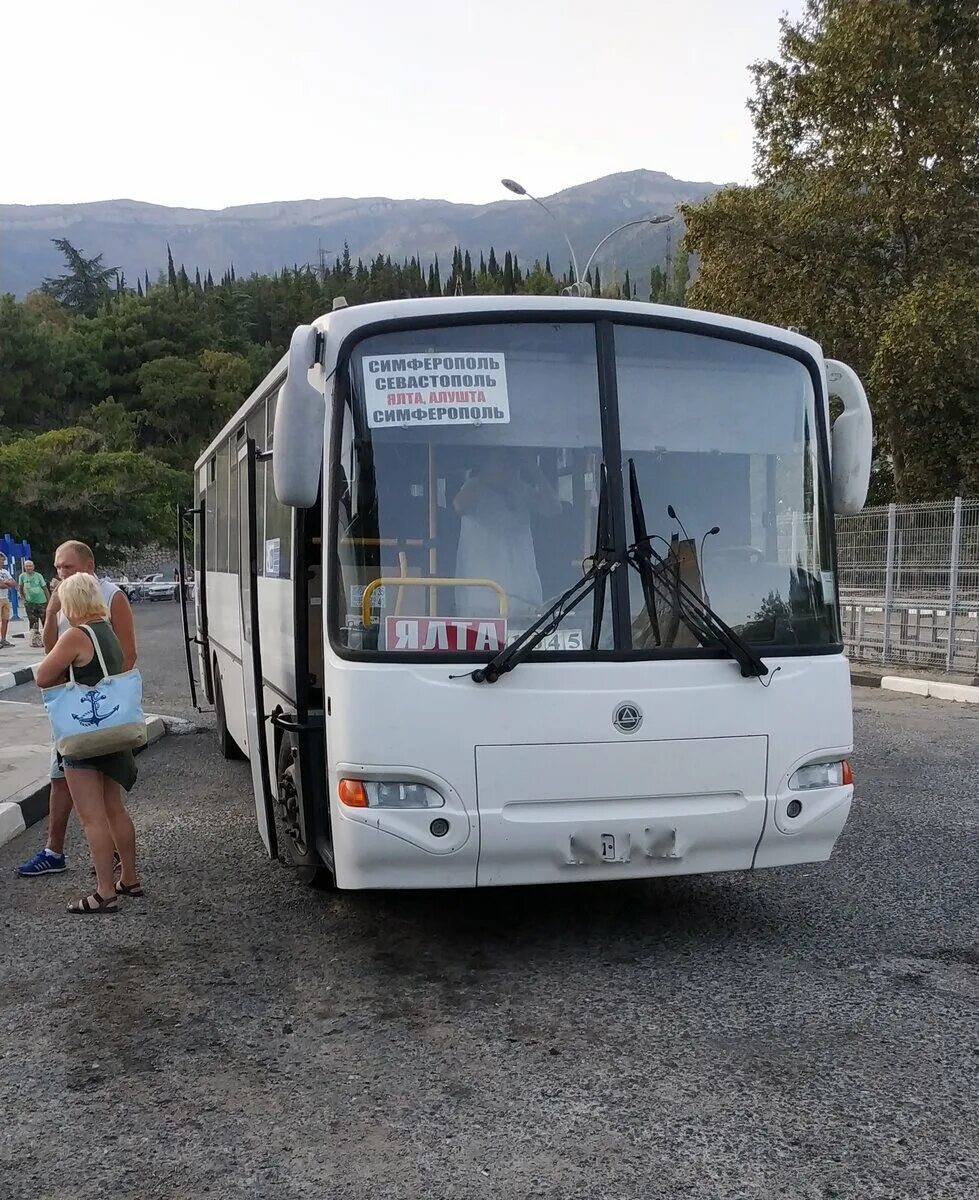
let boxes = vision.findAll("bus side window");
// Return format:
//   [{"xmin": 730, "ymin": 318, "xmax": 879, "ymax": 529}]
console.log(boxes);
[
  {"xmin": 205, "ymin": 456, "xmax": 217, "ymax": 571},
  {"xmin": 215, "ymin": 441, "xmax": 230, "ymax": 572},
  {"xmin": 248, "ymin": 404, "xmax": 267, "ymax": 576},
  {"xmin": 229, "ymin": 440, "xmax": 240, "ymax": 574},
  {"xmin": 265, "ymin": 391, "xmax": 293, "ymax": 579}
]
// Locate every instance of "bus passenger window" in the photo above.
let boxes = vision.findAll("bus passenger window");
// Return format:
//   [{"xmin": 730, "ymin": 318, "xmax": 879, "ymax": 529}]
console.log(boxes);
[
  {"xmin": 265, "ymin": 391, "xmax": 293, "ymax": 579},
  {"xmin": 215, "ymin": 442, "xmax": 230, "ymax": 572}
]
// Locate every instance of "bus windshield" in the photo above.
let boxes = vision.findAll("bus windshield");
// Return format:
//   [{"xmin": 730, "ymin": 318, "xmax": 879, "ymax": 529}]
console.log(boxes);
[{"xmin": 331, "ymin": 319, "xmax": 837, "ymax": 658}]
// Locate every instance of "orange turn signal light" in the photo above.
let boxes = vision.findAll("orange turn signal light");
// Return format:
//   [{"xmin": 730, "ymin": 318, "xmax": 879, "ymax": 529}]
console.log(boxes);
[
  {"xmin": 338, "ymin": 779, "xmax": 369, "ymax": 808},
  {"xmin": 842, "ymin": 760, "xmax": 853, "ymax": 787}
]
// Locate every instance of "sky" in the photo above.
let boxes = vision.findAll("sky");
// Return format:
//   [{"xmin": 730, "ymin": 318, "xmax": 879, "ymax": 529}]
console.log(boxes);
[{"xmin": 3, "ymin": 0, "xmax": 806, "ymax": 210}]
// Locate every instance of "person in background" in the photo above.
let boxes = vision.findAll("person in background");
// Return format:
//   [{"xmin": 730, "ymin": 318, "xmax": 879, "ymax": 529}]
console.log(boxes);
[
  {"xmin": 453, "ymin": 446, "xmax": 561, "ymax": 621},
  {"xmin": 0, "ymin": 552, "xmax": 17, "ymax": 648},
  {"xmin": 34, "ymin": 572, "xmax": 140, "ymax": 913},
  {"xmin": 18, "ymin": 559, "xmax": 50, "ymax": 648},
  {"xmin": 15, "ymin": 541, "xmax": 137, "ymax": 878}
]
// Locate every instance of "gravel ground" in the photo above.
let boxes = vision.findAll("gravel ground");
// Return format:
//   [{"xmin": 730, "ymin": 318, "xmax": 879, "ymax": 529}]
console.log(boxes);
[{"xmin": 1, "ymin": 608, "xmax": 977, "ymax": 1199}]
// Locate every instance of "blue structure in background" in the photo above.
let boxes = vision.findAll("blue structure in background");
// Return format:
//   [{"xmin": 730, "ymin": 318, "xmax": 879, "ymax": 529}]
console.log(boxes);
[{"xmin": 1, "ymin": 534, "xmax": 32, "ymax": 620}]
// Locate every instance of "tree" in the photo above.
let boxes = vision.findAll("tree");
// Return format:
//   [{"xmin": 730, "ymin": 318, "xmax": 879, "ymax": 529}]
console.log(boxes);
[
  {"xmin": 0, "ymin": 427, "xmax": 186, "ymax": 563},
  {"xmin": 503, "ymin": 250, "xmax": 514, "ymax": 293},
  {"xmin": 683, "ymin": 0, "xmax": 979, "ymax": 499},
  {"xmin": 0, "ymin": 294, "xmax": 69, "ymax": 432},
  {"xmin": 167, "ymin": 243, "xmax": 178, "ymax": 291},
  {"xmin": 870, "ymin": 272, "xmax": 979, "ymax": 499},
  {"xmin": 135, "ymin": 356, "xmax": 213, "ymax": 467},
  {"xmin": 79, "ymin": 398, "xmax": 139, "ymax": 451},
  {"xmin": 669, "ymin": 246, "xmax": 689, "ymax": 305},
  {"xmin": 40, "ymin": 239, "xmax": 120, "ymax": 316}
]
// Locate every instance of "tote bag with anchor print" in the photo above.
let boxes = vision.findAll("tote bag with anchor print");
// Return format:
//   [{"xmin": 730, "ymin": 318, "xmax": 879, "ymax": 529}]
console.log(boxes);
[{"xmin": 41, "ymin": 624, "xmax": 147, "ymax": 757}]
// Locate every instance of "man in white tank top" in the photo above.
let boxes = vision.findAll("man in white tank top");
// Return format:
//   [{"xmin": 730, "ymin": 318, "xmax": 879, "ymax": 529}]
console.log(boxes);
[{"xmin": 15, "ymin": 540, "xmax": 138, "ymax": 878}]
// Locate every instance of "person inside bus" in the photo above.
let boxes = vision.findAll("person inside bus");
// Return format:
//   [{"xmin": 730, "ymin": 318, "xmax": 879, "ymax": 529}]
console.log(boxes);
[{"xmin": 453, "ymin": 445, "xmax": 561, "ymax": 621}]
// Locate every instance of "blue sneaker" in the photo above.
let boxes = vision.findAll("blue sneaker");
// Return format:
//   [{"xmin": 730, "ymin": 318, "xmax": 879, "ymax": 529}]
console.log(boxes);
[{"xmin": 16, "ymin": 849, "xmax": 67, "ymax": 876}]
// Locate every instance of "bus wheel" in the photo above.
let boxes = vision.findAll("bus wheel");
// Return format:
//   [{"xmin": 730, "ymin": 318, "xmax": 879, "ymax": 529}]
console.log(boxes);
[
  {"xmin": 213, "ymin": 666, "xmax": 244, "ymax": 761},
  {"xmin": 276, "ymin": 734, "xmax": 334, "ymax": 889}
]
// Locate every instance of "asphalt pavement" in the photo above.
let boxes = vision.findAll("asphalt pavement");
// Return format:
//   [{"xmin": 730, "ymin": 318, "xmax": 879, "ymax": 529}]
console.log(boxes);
[{"xmin": 0, "ymin": 606, "xmax": 977, "ymax": 1199}]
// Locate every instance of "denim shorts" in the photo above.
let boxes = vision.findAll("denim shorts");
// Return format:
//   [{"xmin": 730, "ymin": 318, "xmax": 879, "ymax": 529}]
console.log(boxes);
[
  {"xmin": 49, "ymin": 746, "xmax": 65, "ymax": 781},
  {"xmin": 61, "ymin": 757, "xmax": 102, "ymax": 771},
  {"xmin": 49, "ymin": 748, "xmax": 101, "ymax": 777}
]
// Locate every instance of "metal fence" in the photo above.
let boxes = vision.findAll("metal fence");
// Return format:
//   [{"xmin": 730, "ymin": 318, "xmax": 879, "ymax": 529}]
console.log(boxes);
[{"xmin": 836, "ymin": 499, "xmax": 979, "ymax": 674}]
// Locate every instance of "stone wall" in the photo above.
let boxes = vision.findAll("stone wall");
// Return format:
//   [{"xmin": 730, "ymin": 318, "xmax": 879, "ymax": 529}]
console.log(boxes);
[{"xmin": 118, "ymin": 544, "xmax": 181, "ymax": 579}]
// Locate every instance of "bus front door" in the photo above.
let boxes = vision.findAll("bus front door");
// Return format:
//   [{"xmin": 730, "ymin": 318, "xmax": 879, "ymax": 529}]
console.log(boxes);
[{"xmin": 237, "ymin": 437, "xmax": 277, "ymax": 859}]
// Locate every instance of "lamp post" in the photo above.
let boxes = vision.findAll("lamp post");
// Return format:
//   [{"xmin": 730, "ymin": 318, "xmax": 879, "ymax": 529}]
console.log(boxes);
[
  {"xmin": 580, "ymin": 215, "xmax": 674, "ymax": 295},
  {"xmin": 501, "ymin": 178, "xmax": 581, "ymax": 291},
  {"xmin": 501, "ymin": 178, "xmax": 674, "ymax": 297}
]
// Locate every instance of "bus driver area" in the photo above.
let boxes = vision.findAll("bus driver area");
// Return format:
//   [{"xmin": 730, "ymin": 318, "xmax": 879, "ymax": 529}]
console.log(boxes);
[{"xmin": 190, "ymin": 295, "xmax": 871, "ymax": 894}]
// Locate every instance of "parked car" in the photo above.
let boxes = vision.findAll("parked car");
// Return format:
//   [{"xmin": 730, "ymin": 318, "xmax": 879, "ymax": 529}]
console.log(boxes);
[
  {"xmin": 139, "ymin": 572, "xmax": 180, "ymax": 601},
  {"xmin": 101, "ymin": 575, "xmax": 144, "ymax": 602},
  {"xmin": 139, "ymin": 572, "xmax": 195, "ymax": 602}
]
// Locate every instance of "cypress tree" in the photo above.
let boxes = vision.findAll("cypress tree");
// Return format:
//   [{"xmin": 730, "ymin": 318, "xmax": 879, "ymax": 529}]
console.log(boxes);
[
  {"xmin": 623, "ymin": 268, "xmax": 631, "ymax": 300},
  {"xmin": 206, "ymin": 269, "xmax": 214, "ymax": 290},
  {"xmin": 167, "ymin": 243, "xmax": 177, "ymax": 291},
  {"xmin": 503, "ymin": 250, "xmax": 514, "ymax": 293},
  {"xmin": 144, "ymin": 268, "xmax": 151, "ymax": 293},
  {"xmin": 593, "ymin": 266, "xmax": 601, "ymax": 296},
  {"xmin": 136, "ymin": 277, "xmax": 144, "ymax": 298},
  {"xmin": 545, "ymin": 253, "xmax": 551, "ymax": 275},
  {"xmin": 195, "ymin": 267, "xmax": 202, "ymax": 291},
  {"xmin": 463, "ymin": 250, "xmax": 473, "ymax": 285}
]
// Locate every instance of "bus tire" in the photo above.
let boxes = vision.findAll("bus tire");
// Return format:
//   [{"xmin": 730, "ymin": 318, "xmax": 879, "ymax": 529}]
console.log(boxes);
[
  {"xmin": 213, "ymin": 665, "xmax": 245, "ymax": 761},
  {"xmin": 275, "ymin": 734, "xmax": 334, "ymax": 889}
]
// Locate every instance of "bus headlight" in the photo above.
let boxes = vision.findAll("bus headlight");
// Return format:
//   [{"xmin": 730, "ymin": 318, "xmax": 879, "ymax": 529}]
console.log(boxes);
[
  {"xmin": 788, "ymin": 760, "xmax": 852, "ymax": 790},
  {"xmin": 338, "ymin": 779, "xmax": 445, "ymax": 809}
]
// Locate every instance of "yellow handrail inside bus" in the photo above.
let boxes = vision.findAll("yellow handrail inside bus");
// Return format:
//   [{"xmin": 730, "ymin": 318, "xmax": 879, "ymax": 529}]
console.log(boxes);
[{"xmin": 361, "ymin": 577, "xmax": 508, "ymax": 626}]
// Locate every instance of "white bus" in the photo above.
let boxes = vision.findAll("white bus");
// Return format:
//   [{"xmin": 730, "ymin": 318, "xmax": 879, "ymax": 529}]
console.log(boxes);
[{"xmin": 182, "ymin": 295, "xmax": 872, "ymax": 889}]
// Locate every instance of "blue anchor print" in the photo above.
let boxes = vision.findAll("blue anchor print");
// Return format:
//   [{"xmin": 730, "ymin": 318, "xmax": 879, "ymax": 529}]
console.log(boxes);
[{"xmin": 72, "ymin": 688, "xmax": 120, "ymax": 728}]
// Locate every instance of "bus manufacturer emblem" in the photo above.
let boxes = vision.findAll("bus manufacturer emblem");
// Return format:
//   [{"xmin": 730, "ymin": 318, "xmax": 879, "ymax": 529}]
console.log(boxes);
[{"xmin": 613, "ymin": 703, "xmax": 643, "ymax": 734}]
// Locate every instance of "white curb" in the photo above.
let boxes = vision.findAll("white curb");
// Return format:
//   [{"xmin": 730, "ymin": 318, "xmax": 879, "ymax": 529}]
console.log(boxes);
[
  {"xmin": 0, "ymin": 714, "xmax": 171, "ymax": 851},
  {"xmin": 0, "ymin": 666, "xmax": 36, "ymax": 692},
  {"xmin": 0, "ymin": 801, "xmax": 27, "ymax": 845},
  {"xmin": 880, "ymin": 676, "xmax": 979, "ymax": 704}
]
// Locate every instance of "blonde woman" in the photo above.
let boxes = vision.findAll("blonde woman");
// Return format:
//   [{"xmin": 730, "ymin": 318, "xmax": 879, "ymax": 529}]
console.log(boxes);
[{"xmin": 35, "ymin": 572, "xmax": 141, "ymax": 914}]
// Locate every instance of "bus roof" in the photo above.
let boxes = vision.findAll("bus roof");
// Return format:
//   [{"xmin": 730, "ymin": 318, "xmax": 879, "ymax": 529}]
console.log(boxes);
[{"xmin": 195, "ymin": 295, "xmax": 825, "ymax": 469}]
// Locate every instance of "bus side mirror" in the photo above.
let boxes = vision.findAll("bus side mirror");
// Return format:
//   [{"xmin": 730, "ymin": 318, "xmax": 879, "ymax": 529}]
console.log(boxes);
[
  {"xmin": 825, "ymin": 359, "xmax": 872, "ymax": 515},
  {"xmin": 273, "ymin": 325, "xmax": 324, "ymax": 508}
]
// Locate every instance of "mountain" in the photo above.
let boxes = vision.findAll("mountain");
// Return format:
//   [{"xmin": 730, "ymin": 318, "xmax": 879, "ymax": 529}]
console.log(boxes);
[{"xmin": 0, "ymin": 170, "xmax": 723, "ymax": 298}]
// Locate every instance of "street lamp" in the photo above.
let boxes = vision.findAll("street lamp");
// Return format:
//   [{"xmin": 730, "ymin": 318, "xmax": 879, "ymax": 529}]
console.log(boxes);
[
  {"xmin": 501, "ymin": 178, "xmax": 581, "ymax": 291},
  {"xmin": 501, "ymin": 178, "xmax": 674, "ymax": 297},
  {"xmin": 580, "ymin": 215, "xmax": 674, "ymax": 292}
]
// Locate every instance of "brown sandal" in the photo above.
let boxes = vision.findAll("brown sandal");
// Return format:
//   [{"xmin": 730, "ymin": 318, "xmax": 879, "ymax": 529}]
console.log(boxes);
[
  {"xmin": 114, "ymin": 880, "xmax": 144, "ymax": 897},
  {"xmin": 67, "ymin": 891, "xmax": 119, "ymax": 914}
]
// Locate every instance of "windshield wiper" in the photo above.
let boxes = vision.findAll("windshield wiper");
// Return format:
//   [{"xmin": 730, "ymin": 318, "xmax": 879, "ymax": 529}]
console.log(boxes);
[
  {"xmin": 626, "ymin": 460, "xmax": 768, "ymax": 680},
  {"xmin": 471, "ymin": 466, "xmax": 617, "ymax": 684}
]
